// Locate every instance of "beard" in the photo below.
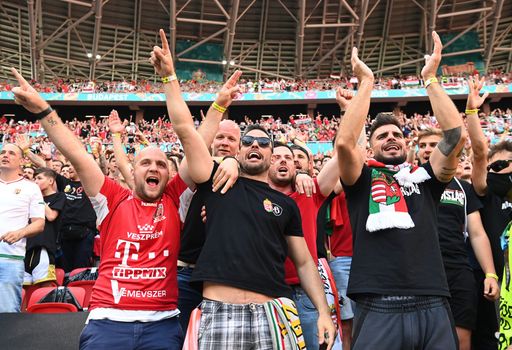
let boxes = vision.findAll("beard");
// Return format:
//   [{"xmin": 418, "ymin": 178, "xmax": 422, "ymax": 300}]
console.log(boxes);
[
  {"xmin": 374, "ymin": 153, "xmax": 407, "ymax": 165},
  {"xmin": 240, "ymin": 159, "xmax": 270, "ymax": 176},
  {"xmin": 269, "ymin": 170, "xmax": 293, "ymax": 187}
]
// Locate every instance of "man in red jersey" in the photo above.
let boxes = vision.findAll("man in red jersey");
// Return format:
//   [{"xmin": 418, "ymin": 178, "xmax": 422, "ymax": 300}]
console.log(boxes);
[
  {"xmin": 11, "ymin": 68, "xmax": 187, "ymax": 349},
  {"xmin": 268, "ymin": 142, "xmax": 340, "ymax": 349}
]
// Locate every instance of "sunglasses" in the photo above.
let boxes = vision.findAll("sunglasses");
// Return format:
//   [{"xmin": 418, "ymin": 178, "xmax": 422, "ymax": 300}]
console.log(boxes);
[
  {"xmin": 241, "ymin": 135, "xmax": 272, "ymax": 148},
  {"xmin": 487, "ymin": 159, "xmax": 512, "ymax": 172}
]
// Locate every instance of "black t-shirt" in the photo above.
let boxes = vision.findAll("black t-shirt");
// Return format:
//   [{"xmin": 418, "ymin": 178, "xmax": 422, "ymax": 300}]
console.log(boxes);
[
  {"xmin": 438, "ymin": 179, "xmax": 482, "ymax": 269},
  {"xmin": 468, "ymin": 192, "xmax": 512, "ymax": 278},
  {"xmin": 316, "ymin": 191, "xmax": 337, "ymax": 259},
  {"xmin": 56, "ymin": 175, "xmax": 96, "ymax": 228},
  {"xmin": 26, "ymin": 192, "xmax": 66, "ymax": 255},
  {"xmin": 342, "ymin": 162, "xmax": 450, "ymax": 299},
  {"xmin": 191, "ymin": 165, "xmax": 304, "ymax": 298},
  {"xmin": 179, "ymin": 189, "xmax": 206, "ymax": 264}
]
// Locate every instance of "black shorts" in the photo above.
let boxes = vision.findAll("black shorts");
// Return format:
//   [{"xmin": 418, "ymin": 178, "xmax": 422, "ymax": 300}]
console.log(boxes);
[{"xmin": 445, "ymin": 266, "xmax": 478, "ymax": 330}]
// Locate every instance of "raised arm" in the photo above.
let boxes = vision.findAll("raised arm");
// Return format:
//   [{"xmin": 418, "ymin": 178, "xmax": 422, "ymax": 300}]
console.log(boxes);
[
  {"xmin": 466, "ymin": 76, "xmax": 490, "ymax": 196},
  {"xmin": 421, "ymin": 32, "xmax": 467, "ymax": 182},
  {"xmin": 335, "ymin": 48, "xmax": 374, "ymax": 185},
  {"xmin": 108, "ymin": 110, "xmax": 135, "ymax": 189},
  {"xmin": 10, "ymin": 68, "xmax": 104, "ymax": 197},
  {"xmin": 15, "ymin": 134, "xmax": 46, "ymax": 168},
  {"xmin": 150, "ymin": 29, "xmax": 212, "ymax": 184}
]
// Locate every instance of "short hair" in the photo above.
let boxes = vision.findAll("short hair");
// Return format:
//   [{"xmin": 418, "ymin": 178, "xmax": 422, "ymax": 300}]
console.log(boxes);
[
  {"xmin": 34, "ymin": 167, "xmax": 57, "ymax": 180},
  {"xmin": 290, "ymin": 144, "xmax": 310, "ymax": 160},
  {"xmin": 273, "ymin": 141, "xmax": 293, "ymax": 155},
  {"xmin": 242, "ymin": 124, "xmax": 271, "ymax": 139},
  {"xmin": 417, "ymin": 128, "xmax": 443, "ymax": 143},
  {"xmin": 489, "ymin": 140, "xmax": 512, "ymax": 160},
  {"xmin": 369, "ymin": 113, "xmax": 402, "ymax": 142}
]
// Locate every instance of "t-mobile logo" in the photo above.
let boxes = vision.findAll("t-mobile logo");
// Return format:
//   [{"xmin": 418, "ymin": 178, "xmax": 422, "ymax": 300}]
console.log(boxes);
[{"xmin": 114, "ymin": 240, "xmax": 140, "ymax": 266}]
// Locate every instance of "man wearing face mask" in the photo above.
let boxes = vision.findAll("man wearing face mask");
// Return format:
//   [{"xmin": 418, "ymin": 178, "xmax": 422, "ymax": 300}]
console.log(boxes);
[{"xmin": 465, "ymin": 76, "xmax": 512, "ymax": 350}]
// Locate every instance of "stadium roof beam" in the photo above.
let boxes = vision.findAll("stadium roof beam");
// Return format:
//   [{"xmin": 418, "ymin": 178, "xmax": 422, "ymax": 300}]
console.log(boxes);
[
  {"xmin": 169, "ymin": 0, "xmax": 176, "ymax": 59},
  {"xmin": 427, "ymin": 0, "xmax": 437, "ymax": 50},
  {"xmin": 89, "ymin": 0, "xmax": 104, "ymax": 80},
  {"xmin": 437, "ymin": 6, "xmax": 493, "ymax": 19},
  {"xmin": 295, "ymin": 0, "xmax": 305, "ymax": 77},
  {"xmin": 255, "ymin": 0, "xmax": 269, "ymax": 80},
  {"xmin": 340, "ymin": 0, "xmax": 359, "ymax": 21},
  {"xmin": 484, "ymin": 0, "xmax": 505, "ymax": 70},
  {"xmin": 131, "ymin": 0, "xmax": 142, "ymax": 80},
  {"xmin": 37, "ymin": 8, "xmax": 95, "ymax": 51},
  {"xmin": 377, "ymin": 0, "xmax": 394, "ymax": 74},
  {"xmin": 305, "ymin": 29, "xmax": 356, "ymax": 75},
  {"xmin": 176, "ymin": 18, "xmax": 227, "ymax": 26},
  {"xmin": 223, "ymin": 0, "xmax": 240, "ymax": 72},
  {"xmin": 356, "ymin": 0, "xmax": 369, "ymax": 48},
  {"xmin": 177, "ymin": 28, "xmax": 228, "ymax": 58},
  {"xmin": 27, "ymin": 0, "xmax": 39, "ymax": 80},
  {"xmin": 442, "ymin": 11, "xmax": 493, "ymax": 50}
]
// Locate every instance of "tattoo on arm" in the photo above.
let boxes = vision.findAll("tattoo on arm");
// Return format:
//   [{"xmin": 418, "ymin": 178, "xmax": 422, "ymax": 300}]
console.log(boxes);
[
  {"xmin": 437, "ymin": 127, "xmax": 462, "ymax": 157},
  {"xmin": 46, "ymin": 116, "xmax": 57, "ymax": 127}
]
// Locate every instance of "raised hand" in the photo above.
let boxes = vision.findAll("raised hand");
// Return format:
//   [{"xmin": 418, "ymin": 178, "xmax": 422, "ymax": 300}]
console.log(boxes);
[
  {"xmin": 421, "ymin": 31, "xmax": 442, "ymax": 80},
  {"xmin": 15, "ymin": 134, "xmax": 32, "ymax": 153},
  {"xmin": 351, "ymin": 47, "xmax": 374, "ymax": 83},
  {"xmin": 466, "ymin": 75, "xmax": 489, "ymax": 110},
  {"xmin": 10, "ymin": 68, "xmax": 49, "ymax": 113},
  {"xmin": 108, "ymin": 110, "xmax": 126, "ymax": 134},
  {"xmin": 150, "ymin": 29, "xmax": 175, "ymax": 77},
  {"xmin": 215, "ymin": 70, "xmax": 242, "ymax": 108},
  {"xmin": 335, "ymin": 87, "xmax": 354, "ymax": 110}
]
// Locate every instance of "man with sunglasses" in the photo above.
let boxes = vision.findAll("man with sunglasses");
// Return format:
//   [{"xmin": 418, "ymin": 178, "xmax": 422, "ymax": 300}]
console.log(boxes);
[
  {"xmin": 465, "ymin": 74, "xmax": 512, "ymax": 349},
  {"xmin": 150, "ymin": 30, "xmax": 335, "ymax": 349}
]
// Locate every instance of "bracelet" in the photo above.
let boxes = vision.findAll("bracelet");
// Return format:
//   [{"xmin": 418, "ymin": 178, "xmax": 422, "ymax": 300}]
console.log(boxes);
[
  {"xmin": 425, "ymin": 77, "xmax": 438, "ymax": 88},
  {"xmin": 161, "ymin": 74, "xmax": 177, "ymax": 84},
  {"xmin": 33, "ymin": 106, "xmax": 54, "ymax": 120},
  {"xmin": 23, "ymin": 148, "xmax": 30, "ymax": 156},
  {"xmin": 485, "ymin": 273, "xmax": 499, "ymax": 281},
  {"xmin": 465, "ymin": 109, "xmax": 479, "ymax": 115},
  {"xmin": 212, "ymin": 101, "xmax": 227, "ymax": 114},
  {"xmin": 112, "ymin": 133, "xmax": 121, "ymax": 138}
]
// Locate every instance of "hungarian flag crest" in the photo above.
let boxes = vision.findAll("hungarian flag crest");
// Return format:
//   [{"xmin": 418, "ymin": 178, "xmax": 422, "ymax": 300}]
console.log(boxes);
[{"xmin": 366, "ymin": 160, "xmax": 430, "ymax": 232}]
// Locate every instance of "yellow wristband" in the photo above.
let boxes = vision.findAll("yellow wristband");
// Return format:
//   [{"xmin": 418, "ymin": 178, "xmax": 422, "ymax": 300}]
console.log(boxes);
[
  {"xmin": 425, "ymin": 77, "xmax": 438, "ymax": 88},
  {"xmin": 112, "ymin": 132, "xmax": 121, "ymax": 138},
  {"xmin": 212, "ymin": 101, "xmax": 227, "ymax": 114},
  {"xmin": 161, "ymin": 74, "xmax": 177, "ymax": 84},
  {"xmin": 23, "ymin": 148, "xmax": 30, "ymax": 156},
  {"xmin": 485, "ymin": 273, "xmax": 499, "ymax": 281},
  {"xmin": 465, "ymin": 109, "xmax": 479, "ymax": 115}
]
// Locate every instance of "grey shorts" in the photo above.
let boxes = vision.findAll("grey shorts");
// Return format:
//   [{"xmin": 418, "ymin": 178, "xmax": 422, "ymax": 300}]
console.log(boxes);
[{"xmin": 352, "ymin": 295, "xmax": 458, "ymax": 350}]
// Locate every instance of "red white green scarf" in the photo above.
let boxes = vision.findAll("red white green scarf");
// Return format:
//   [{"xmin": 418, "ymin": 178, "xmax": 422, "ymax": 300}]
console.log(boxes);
[{"xmin": 366, "ymin": 159, "xmax": 430, "ymax": 232}]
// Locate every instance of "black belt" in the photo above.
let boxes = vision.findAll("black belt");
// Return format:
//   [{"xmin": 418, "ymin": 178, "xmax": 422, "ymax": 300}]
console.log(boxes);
[{"xmin": 356, "ymin": 295, "xmax": 447, "ymax": 313}]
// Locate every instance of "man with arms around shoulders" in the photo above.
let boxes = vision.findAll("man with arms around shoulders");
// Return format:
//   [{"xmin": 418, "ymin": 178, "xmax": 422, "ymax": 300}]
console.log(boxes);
[{"xmin": 150, "ymin": 29, "xmax": 336, "ymax": 350}]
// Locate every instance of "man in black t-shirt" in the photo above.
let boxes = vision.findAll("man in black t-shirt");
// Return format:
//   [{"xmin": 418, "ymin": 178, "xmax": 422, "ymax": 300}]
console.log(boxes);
[
  {"xmin": 151, "ymin": 31, "xmax": 336, "ymax": 348},
  {"xmin": 336, "ymin": 34, "xmax": 464, "ymax": 349},
  {"xmin": 56, "ymin": 164, "xmax": 97, "ymax": 272},
  {"xmin": 24, "ymin": 168, "xmax": 66, "ymax": 286},
  {"xmin": 416, "ymin": 128, "xmax": 499, "ymax": 350}
]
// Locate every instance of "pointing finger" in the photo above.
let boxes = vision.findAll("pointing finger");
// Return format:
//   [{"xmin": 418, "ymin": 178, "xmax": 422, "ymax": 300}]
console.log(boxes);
[
  {"xmin": 159, "ymin": 29, "xmax": 170, "ymax": 53},
  {"xmin": 11, "ymin": 68, "xmax": 29, "ymax": 87}
]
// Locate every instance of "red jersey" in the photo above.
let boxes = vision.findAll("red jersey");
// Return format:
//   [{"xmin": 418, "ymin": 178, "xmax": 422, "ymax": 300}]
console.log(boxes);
[
  {"xmin": 284, "ymin": 179, "xmax": 326, "ymax": 285},
  {"xmin": 89, "ymin": 176, "xmax": 187, "ymax": 311},
  {"xmin": 328, "ymin": 192, "xmax": 353, "ymax": 257}
]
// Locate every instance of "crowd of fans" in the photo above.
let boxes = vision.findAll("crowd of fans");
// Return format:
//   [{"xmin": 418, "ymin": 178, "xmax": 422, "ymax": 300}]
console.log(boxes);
[{"xmin": 0, "ymin": 70, "xmax": 510, "ymax": 94}]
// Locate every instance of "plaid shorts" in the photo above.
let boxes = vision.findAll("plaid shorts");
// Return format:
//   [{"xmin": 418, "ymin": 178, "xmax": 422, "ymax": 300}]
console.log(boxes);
[{"xmin": 198, "ymin": 299, "xmax": 274, "ymax": 350}]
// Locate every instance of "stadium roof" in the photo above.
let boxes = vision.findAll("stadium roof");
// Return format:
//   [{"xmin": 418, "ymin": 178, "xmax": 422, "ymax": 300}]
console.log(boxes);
[{"xmin": 1, "ymin": 0, "xmax": 511, "ymax": 82}]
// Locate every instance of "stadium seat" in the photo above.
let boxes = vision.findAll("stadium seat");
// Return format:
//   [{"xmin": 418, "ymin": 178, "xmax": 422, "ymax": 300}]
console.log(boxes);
[
  {"xmin": 27, "ymin": 286, "xmax": 86, "ymax": 312},
  {"xmin": 22, "ymin": 281, "xmax": 59, "ymax": 312},
  {"xmin": 55, "ymin": 268, "xmax": 65, "ymax": 286},
  {"xmin": 27, "ymin": 302, "xmax": 78, "ymax": 314},
  {"xmin": 67, "ymin": 280, "xmax": 95, "ymax": 309}
]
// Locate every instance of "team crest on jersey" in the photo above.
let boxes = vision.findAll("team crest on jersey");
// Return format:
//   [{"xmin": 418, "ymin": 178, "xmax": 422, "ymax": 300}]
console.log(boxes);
[
  {"xmin": 263, "ymin": 198, "xmax": 283, "ymax": 217},
  {"xmin": 153, "ymin": 203, "xmax": 166, "ymax": 223},
  {"xmin": 14, "ymin": 188, "xmax": 21, "ymax": 194},
  {"xmin": 64, "ymin": 185, "xmax": 71, "ymax": 193}
]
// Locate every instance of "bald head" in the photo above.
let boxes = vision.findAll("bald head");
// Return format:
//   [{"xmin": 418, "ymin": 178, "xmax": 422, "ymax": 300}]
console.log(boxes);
[
  {"xmin": 134, "ymin": 146, "xmax": 168, "ymax": 165},
  {"xmin": 0, "ymin": 143, "xmax": 24, "ymax": 175},
  {"xmin": 212, "ymin": 120, "xmax": 241, "ymax": 157}
]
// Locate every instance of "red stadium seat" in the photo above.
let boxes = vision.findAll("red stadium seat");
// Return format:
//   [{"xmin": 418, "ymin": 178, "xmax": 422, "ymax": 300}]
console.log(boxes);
[
  {"xmin": 27, "ymin": 286, "xmax": 86, "ymax": 311},
  {"xmin": 55, "ymin": 268, "xmax": 65, "ymax": 286},
  {"xmin": 27, "ymin": 302, "xmax": 78, "ymax": 313},
  {"xmin": 67, "ymin": 280, "xmax": 95, "ymax": 309}
]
